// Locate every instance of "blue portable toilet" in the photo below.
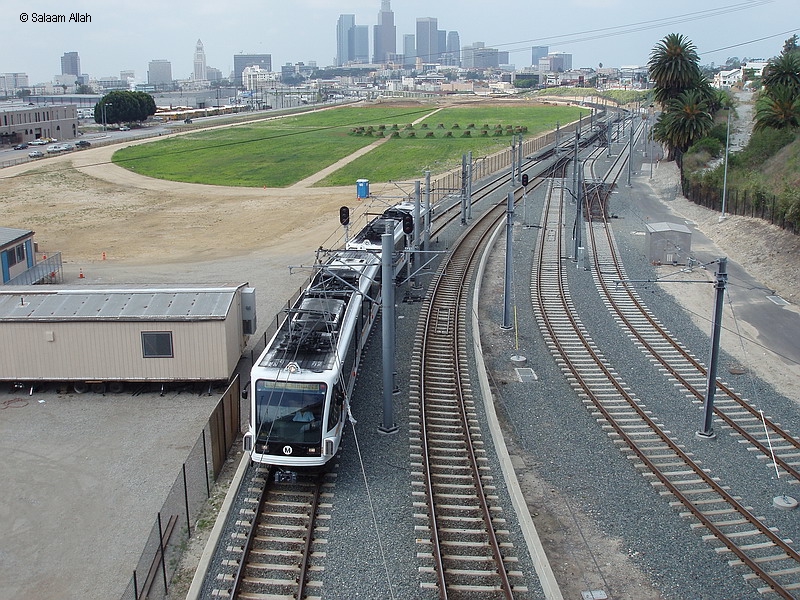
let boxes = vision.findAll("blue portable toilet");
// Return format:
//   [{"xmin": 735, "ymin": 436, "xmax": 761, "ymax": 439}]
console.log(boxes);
[{"xmin": 356, "ymin": 179, "xmax": 370, "ymax": 199}]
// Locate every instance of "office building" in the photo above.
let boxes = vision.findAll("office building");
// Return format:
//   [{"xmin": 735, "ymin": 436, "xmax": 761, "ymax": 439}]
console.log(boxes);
[
  {"xmin": 1, "ymin": 104, "xmax": 78, "ymax": 144},
  {"xmin": 539, "ymin": 51, "xmax": 572, "ymax": 73},
  {"xmin": 1, "ymin": 73, "xmax": 29, "ymax": 96},
  {"xmin": 462, "ymin": 42, "xmax": 500, "ymax": 69},
  {"xmin": 403, "ymin": 34, "xmax": 415, "ymax": 68},
  {"xmin": 242, "ymin": 65, "xmax": 277, "ymax": 91},
  {"xmin": 531, "ymin": 46, "xmax": 549, "ymax": 66},
  {"xmin": 337, "ymin": 14, "xmax": 369, "ymax": 66},
  {"xmin": 61, "ymin": 52, "xmax": 81, "ymax": 77},
  {"xmin": 373, "ymin": 1, "xmax": 396, "ymax": 64},
  {"xmin": 147, "ymin": 59, "xmax": 173, "ymax": 88},
  {"xmin": 337, "ymin": 14, "xmax": 356, "ymax": 66},
  {"xmin": 352, "ymin": 25, "xmax": 369, "ymax": 63},
  {"xmin": 233, "ymin": 54, "xmax": 272, "ymax": 87},
  {"xmin": 443, "ymin": 31, "xmax": 461, "ymax": 66},
  {"xmin": 193, "ymin": 40, "xmax": 207, "ymax": 81},
  {"xmin": 416, "ymin": 17, "xmax": 441, "ymax": 64}
]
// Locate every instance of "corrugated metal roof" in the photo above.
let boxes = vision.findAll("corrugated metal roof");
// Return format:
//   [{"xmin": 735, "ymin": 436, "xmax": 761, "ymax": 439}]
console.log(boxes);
[
  {"xmin": 0, "ymin": 227, "xmax": 33, "ymax": 248},
  {"xmin": 0, "ymin": 286, "xmax": 243, "ymax": 321}
]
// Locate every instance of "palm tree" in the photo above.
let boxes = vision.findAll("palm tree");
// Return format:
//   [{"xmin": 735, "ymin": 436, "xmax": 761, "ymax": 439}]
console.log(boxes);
[
  {"xmin": 762, "ymin": 52, "xmax": 800, "ymax": 96},
  {"xmin": 653, "ymin": 89, "xmax": 713, "ymax": 161},
  {"xmin": 754, "ymin": 84, "xmax": 800, "ymax": 131},
  {"xmin": 648, "ymin": 33, "xmax": 703, "ymax": 107}
]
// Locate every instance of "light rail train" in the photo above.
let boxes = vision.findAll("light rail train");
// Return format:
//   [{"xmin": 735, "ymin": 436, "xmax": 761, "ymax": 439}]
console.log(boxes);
[{"xmin": 243, "ymin": 200, "xmax": 422, "ymax": 468}]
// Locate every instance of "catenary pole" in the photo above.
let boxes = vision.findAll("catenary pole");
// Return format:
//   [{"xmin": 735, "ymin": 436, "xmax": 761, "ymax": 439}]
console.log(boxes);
[
  {"xmin": 697, "ymin": 258, "xmax": 728, "ymax": 439},
  {"xmin": 502, "ymin": 191, "xmax": 515, "ymax": 330},
  {"xmin": 379, "ymin": 232, "xmax": 398, "ymax": 434}
]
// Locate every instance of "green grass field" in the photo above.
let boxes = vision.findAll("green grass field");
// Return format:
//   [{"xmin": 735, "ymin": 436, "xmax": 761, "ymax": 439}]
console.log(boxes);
[{"xmin": 112, "ymin": 103, "xmax": 587, "ymax": 188}]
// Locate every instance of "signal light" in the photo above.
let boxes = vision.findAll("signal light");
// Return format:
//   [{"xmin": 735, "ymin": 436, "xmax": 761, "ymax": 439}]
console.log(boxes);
[
  {"xmin": 339, "ymin": 206, "xmax": 350, "ymax": 226},
  {"xmin": 402, "ymin": 214, "xmax": 414, "ymax": 234},
  {"xmin": 521, "ymin": 173, "xmax": 529, "ymax": 187}
]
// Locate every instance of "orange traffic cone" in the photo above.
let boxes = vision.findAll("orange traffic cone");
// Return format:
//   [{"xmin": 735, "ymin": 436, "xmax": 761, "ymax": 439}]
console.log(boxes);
[{"xmin": 79, "ymin": 269, "xmax": 84, "ymax": 279}]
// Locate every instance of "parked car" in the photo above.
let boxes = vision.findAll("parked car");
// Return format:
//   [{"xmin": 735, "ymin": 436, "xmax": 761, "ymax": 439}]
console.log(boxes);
[
  {"xmin": 13, "ymin": 143, "xmax": 28, "ymax": 150},
  {"xmin": 46, "ymin": 144, "xmax": 67, "ymax": 154},
  {"xmin": 29, "ymin": 139, "xmax": 47, "ymax": 145},
  {"xmin": 75, "ymin": 140, "xmax": 91, "ymax": 148},
  {"xmin": 28, "ymin": 150, "xmax": 44, "ymax": 158}
]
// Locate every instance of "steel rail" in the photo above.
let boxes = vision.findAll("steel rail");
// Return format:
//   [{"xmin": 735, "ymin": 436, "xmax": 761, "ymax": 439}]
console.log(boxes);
[{"xmin": 534, "ymin": 168, "xmax": 800, "ymax": 599}]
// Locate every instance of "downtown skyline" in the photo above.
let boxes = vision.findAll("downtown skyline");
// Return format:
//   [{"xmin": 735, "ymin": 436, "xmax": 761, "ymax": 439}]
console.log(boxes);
[{"xmin": 2, "ymin": 0, "xmax": 798, "ymax": 84}]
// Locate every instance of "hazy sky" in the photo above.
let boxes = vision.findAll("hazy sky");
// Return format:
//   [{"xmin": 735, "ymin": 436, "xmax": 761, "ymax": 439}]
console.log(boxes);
[{"xmin": 3, "ymin": 0, "xmax": 798, "ymax": 84}]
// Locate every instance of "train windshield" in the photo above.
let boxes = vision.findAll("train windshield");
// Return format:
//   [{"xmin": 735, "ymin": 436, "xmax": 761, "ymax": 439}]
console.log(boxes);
[{"xmin": 254, "ymin": 380, "xmax": 327, "ymax": 445}]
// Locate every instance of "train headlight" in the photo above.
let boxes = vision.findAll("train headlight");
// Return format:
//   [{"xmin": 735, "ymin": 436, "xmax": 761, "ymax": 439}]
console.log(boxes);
[{"xmin": 285, "ymin": 362, "xmax": 301, "ymax": 374}]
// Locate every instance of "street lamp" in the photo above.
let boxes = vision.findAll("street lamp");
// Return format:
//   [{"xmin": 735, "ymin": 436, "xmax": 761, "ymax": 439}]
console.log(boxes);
[
  {"xmin": 102, "ymin": 102, "xmax": 112, "ymax": 132},
  {"xmin": 720, "ymin": 107, "xmax": 732, "ymax": 221}
]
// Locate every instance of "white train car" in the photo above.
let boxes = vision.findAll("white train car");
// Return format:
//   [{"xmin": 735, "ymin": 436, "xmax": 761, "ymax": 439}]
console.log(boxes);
[
  {"xmin": 243, "ymin": 249, "xmax": 380, "ymax": 468},
  {"xmin": 345, "ymin": 200, "xmax": 428, "ymax": 279}
]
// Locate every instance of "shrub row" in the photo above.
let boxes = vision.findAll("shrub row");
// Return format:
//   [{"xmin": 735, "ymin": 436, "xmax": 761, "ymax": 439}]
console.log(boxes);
[{"xmin": 350, "ymin": 125, "xmax": 528, "ymax": 137}]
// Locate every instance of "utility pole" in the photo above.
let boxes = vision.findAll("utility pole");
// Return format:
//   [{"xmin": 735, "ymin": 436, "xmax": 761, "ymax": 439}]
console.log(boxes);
[
  {"xmin": 720, "ymin": 108, "xmax": 732, "ymax": 220},
  {"xmin": 423, "ymin": 170, "xmax": 431, "ymax": 259},
  {"xmin": 460, "ymin": 154, "xmax": 468, "ymax": 225},
  {"xmin": 467, "ymin": 151, "xmax": 473, "ymax": 220},
  {"xmin": 697, "ymin": 258, "xmax": 728, "ymax": 439},
  {"xmin": 501, "ymin": 191, "xmax": 514, "ymax": 330},
  {"xmin": 626, "ymin": 119, "xmax": 634, "ymax": 187},
  {"xmin": 510, "ymin": 137, "xmax": 517, "ymax": 185}
]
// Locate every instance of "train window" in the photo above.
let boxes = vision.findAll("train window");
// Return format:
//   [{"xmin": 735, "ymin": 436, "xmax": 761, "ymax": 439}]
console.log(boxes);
[
  {"xmin": 141, "ymin": 331, "xmax": 174, "ymax": 358},
  {"xmin": 327, "ymin": 385, "xmax": 344, "ymax": 431}
]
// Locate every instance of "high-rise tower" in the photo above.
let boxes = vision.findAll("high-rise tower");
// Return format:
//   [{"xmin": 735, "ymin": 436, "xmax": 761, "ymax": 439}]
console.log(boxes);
[
  {"xmin": 61, "ymin": 52, "xmax": 80, "ymax": 77},
  {"xmin": 193, "ymin": 39, "xmax": 207, "ymax": 81},
  {"xmin": 337, "ymin": 14, "xmax": 356, "ymax": 66},
  {"xmin": 373, "ymin": 0, "xmax": 396, "ymax": 64},
  {"xmin": 415, "ymin": 18, "xmax": 441, "ymax": 64}
]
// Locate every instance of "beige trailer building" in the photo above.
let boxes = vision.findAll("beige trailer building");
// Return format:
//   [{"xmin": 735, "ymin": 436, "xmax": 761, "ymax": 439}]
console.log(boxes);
[{"xmin": 0, "ymin": 285, "xmax": 255, "ymax": 389}]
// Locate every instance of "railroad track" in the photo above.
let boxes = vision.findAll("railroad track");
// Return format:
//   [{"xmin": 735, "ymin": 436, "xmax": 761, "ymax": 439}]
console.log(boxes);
[
  {"xmin": 409, "ymin": 177, "xmax": 543, "ymax": 598},
  {"xmin": 583, "ymin": 145, "xmax": 800, "ymax": 488},
  {"xmin": 531, "ymin": 164, "xmax": 800, "ymax": 598},
  {"xmin": 212, "ymin": 466, "xmax": 331, "ymax": 599}
]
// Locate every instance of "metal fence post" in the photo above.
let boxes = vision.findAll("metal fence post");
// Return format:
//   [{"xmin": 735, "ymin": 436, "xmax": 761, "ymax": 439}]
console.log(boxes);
[
  {"xmin": 157, "ymin": 512, "xmax": 168, "ymax": 594},
  {"xmin": 183, "ymin": 464, "xmax": 191, "ymax": 536},
  {"xmin": 202, "ymin": 429, "xmax": 210, "ymax": 497}
]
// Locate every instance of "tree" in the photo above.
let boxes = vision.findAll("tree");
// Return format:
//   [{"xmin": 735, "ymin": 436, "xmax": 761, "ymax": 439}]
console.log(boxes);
[
  {"xmin": 94, "ymin": 90, "xmax": 156, "ymax": 125},
  {"xmin": 755, "ymin": 37, "xmax": 800, "ymax": 132},
  {"xmin": 782, "ymin": 34, "xmax": 799, "ymax": 56},
  {"xmin": 648, "ymin": 33, "xmax": 703, "ymax": 107},
  {"xmin": 762, "ymin": 52, "xmax": 800, "ymax": 96},
  {"xmin": 652, "ymin": 89, "xmax": 713, "ymax": 161},
  {"xmin": 754, "ymin": 85, "xmax": 800, "ymax": 131}
]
